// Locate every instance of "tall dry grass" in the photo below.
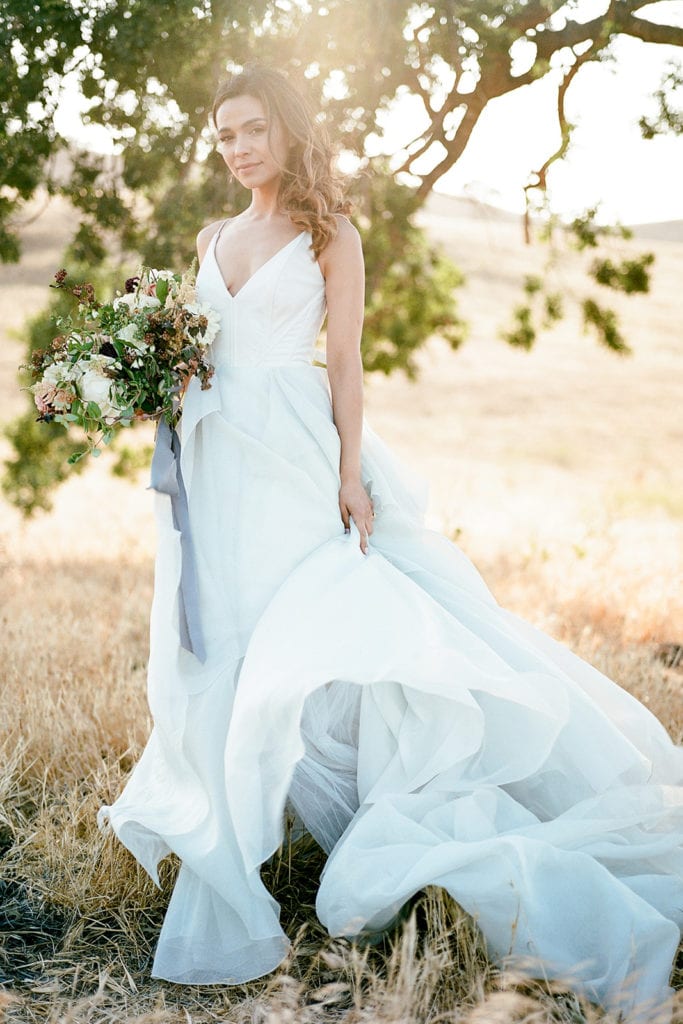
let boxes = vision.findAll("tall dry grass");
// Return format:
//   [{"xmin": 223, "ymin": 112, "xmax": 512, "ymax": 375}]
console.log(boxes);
[{"xmin": 1, "ymin": 538, "xmax": 681, "ymax": 1023}]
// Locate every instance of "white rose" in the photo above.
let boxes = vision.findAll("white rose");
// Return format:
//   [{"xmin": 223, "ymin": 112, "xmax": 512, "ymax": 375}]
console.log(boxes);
[
  {"xmin": 113, "ymin": 292, "xmax": 160, "ymax": 312},
  {"xmin": 46, "ymin": 359, "xmax": 84, "ymax": 385},
  {"xmin": 73, "ymin": 353, "xmax": 116, "ymax": 376},
  {"xmin": 76, "ymin": 355, "xmax": 122, "ymax": 421},
  {"xmin": 43, "ymin": 361, "xmax": 69, "ymax": 385},
  {"xmin": 184, "ymin": 301, "xmax": 221, "ymax": 345},
  {"xmin": 115, "ymin": 322, "xmax": 148, "ymax": 350}
]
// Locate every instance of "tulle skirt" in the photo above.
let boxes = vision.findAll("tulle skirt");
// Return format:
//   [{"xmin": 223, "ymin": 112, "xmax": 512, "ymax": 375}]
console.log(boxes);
[{"xmin": 98, "ymin": 364, "xmax": 683, "ymax": 1022}]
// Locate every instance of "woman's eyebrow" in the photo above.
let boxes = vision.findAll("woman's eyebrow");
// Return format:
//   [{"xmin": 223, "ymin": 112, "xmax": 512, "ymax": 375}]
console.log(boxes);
[{"xmin": 217, "ymin": 117, "xmax": 267, "ymax": 132}]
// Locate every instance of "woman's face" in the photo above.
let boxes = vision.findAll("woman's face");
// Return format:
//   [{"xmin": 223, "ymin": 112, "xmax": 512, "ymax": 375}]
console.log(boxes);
[{"xmin": 215, "ymin": 93, "xmax": 290, "ymax": 189}]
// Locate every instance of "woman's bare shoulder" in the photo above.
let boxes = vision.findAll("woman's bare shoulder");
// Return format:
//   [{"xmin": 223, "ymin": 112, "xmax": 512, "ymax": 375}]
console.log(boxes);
[
  {"xmin": 319, "ymin": 213, "xmax": 362, "ymax": 276},
  {"xmin": 331, "ymin": 212, "xmax": 358, "ymax": 237},
  {"xmin": 196, "ymin": 218, "xmax": 231, "ymax": 263}
]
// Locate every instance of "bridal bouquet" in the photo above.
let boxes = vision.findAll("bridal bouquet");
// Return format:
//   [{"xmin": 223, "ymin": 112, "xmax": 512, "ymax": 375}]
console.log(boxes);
[{"xmin": 24, "ymin": 264, "xmax": 219, "ymax": 462}]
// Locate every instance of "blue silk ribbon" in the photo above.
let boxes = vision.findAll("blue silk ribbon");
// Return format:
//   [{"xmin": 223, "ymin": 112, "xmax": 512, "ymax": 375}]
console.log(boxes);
[{"xmin": 149, "ymin": 417, "xmax": 207, "ymax": 662}]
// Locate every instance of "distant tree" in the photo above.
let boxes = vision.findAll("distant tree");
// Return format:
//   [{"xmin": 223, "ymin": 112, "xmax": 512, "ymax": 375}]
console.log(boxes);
[
  {"xmin": 2, "ymin": 0, "xmax": 681, "ymax": 512},
  {"xmin": 0, "ymin": 0, "xmax": 82, "ymax": 260}
]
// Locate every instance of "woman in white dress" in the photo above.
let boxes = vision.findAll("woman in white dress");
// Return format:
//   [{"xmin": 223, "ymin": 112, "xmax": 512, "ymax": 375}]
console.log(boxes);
[{"xmin": 98, "ymin": 63, "xmax": 683, "ymax": 1021}]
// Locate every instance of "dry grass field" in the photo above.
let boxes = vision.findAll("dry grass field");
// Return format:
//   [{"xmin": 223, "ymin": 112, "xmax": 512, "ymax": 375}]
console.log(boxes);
[{"xmin": 1, "ymin": 190, "xmax": 682, "ymax": 1023}]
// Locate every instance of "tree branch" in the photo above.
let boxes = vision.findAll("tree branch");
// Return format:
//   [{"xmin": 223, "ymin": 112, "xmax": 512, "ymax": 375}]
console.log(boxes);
[
  {"xmin": 532, "ymin": 6, "xmax": 683, "ymax": 60},
  {"xmin": 402, "ymin": 62, "xmax": 437, "ymax": 117},
  {"xmin": 523, "ymin": 40, "xmax": 599, "ymax": 241},
  {"xmin": 505, "ymin": 0, "xmax": 567, "ymax": 35},
  {"xmin": 413, "ymin": 98, "xmax": 485, "ymax": 200},
  {"xmin": 391, "ymin": 87, "xmax": 466, "ymax": 176},
  {"xmin": 397, "ymin": 0, "xmax": 683, "ymax": 205},
  {"xmin": 533, "ymin": 16, "xmax": 607, "ymax": 62},
  {"xmin": 622, "ymin": 12, "xmax": 683, "ymax": 47},
  {"xmin": 391, "ymin": 127, "xmax": 437, "ymax": 173}
]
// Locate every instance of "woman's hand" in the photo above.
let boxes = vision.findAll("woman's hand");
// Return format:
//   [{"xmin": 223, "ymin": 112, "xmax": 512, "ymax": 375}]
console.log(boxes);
[{"xmin": 339, "ymin": 477, "xmax": 374, "ymax": 555}]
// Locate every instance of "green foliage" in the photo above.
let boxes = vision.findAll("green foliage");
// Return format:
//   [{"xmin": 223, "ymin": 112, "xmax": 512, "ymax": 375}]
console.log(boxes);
[
  {"xmin": 111, "ymin": 443, "xmax": 155, "ymax": 478},
  {"xmin": 564, "ymin": 213, "xmax": 652, "ymax": 351},
  {"xmin": 590, "ymin": 254, "xmax": 655, "ymax": 294},
  {"xmin": 3, "ymin": 259, "xmax": 121, "ymax": 513},
  {"xmin": 501, "ymin": 206, "xmax": 652, "ymax": 352},
  {"xmin": 523, "ymin": 275, "xmax": 543, "ymax": 297},
  {"xmin": 568, "ymin": 207, "xmax": 633, "ymax": 251},
  {"xmin": 500, "ymin": 275, "xmax": 563, "ymax": 350},
  {"xmin": 581, "ymin": 298, "xmax": 630, "ymax": 355},
  {"xmin": 2, "ymin": 412, "xmax": 87, "ymax": 515},
  {"xmin": 0, "ymin": 0, "xmax": 83, "ymax": 259},
  {"xmin": 543, "ymin": 291, "xmax": 563, "ymax": 326},
  {"xmin": 357, "ymin": 168, "xmax": 465, "ymax": 377},
  {"xmin": 501, "ymin": 304, "xmax": 535, "ymax": 351},
  {"xmin": 639, "ymin": 61, "xmax": 683, "ymax": 139}
]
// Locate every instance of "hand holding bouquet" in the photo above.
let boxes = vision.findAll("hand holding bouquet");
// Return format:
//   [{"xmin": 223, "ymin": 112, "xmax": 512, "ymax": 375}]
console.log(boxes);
[{"xmin": 24, "ymin": 264, "xmax": 219, "ymax": 463}]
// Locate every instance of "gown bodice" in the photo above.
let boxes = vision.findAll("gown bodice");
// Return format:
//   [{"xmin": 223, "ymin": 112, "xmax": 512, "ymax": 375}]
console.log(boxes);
[{"xmin": 196, "ymin": 227, "xmax": 327, "ymax": 368}]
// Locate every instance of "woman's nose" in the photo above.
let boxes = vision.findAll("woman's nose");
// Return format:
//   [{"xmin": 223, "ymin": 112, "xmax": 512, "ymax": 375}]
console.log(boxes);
[{"xmin": 235, "ymin": 134, "xmax": 251, "ymax": 155}]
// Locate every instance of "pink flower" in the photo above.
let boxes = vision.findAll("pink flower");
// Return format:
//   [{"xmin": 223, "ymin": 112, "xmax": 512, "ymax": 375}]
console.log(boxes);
[
  {"xmin": 33, "ymin": 381, "xmax": 56, "ymax": 413},
  {"xmin": 53, "ymin": 388, "xmax": 75, "ymax": 409}
]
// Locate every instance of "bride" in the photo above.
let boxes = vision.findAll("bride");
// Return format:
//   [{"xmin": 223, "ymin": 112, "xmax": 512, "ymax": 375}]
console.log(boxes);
[{"xmin": 98, "ymin": 62, "xmax": 683, "ymax": 1021}]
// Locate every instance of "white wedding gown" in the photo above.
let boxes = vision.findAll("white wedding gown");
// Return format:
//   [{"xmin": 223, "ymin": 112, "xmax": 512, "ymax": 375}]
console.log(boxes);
[{"xmin": 98, "ymin": 227, "xmax": 683, "ymax": 1021}]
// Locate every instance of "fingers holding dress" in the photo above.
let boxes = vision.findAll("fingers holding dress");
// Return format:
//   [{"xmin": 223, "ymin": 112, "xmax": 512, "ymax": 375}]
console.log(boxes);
[
  {"xmin": 339, "ymin": 478, "xmax": 374, "ymax": 554},
  {"xmin": 350, "ymin": 515, "xmax": 372, "ymax": 554}
]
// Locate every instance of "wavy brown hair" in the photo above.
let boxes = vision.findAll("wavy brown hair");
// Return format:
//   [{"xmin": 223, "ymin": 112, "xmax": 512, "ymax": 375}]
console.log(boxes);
[{"xmin": 212, "ymin": 62, "xmax": 353, "ymax": 258}]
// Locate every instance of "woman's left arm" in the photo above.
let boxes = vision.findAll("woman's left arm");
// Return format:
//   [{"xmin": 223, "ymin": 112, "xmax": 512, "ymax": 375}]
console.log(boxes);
[{"xmin": 321, "ymin": 216, "xmax": 374, "ymax": 554}]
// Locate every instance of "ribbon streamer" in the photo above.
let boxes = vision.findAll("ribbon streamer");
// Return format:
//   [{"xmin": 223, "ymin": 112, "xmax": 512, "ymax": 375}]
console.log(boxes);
[{"xmin": 149, "ymin": 417, "xmax": 207, "ymax": 662}]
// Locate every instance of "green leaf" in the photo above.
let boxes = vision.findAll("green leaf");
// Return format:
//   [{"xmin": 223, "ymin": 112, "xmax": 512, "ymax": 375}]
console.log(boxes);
[
  {"xmin": 156, "ymin": 278, "xmax": 169, "ymax": 305},
  {"xmin": 581, "ymin": 298, "xmax": 631, "ymax": 354}
]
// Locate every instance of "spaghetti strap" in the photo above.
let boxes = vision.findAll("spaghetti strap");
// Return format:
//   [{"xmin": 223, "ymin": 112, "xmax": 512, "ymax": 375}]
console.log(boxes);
[{"xmin": 212, "ymin": 218, "xmax": 229, "ymax": 250}]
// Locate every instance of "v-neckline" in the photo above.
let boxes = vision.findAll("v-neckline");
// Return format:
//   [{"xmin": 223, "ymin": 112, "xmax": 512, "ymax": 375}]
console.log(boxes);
[{"xmin": 212, "ymin": 230, "xmax": 306, "ymax": 301}]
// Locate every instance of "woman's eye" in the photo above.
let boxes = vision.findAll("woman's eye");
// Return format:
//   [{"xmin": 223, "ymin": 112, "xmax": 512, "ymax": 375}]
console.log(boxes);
[{"xmin": 217, "ymin": 126, "xmax": 264, "ymax": 144}]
